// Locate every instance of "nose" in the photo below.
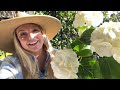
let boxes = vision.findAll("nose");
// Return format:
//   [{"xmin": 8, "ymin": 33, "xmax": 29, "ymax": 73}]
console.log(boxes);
[{"xmin": 29, "ymin": 33, "xmax": 37, "ymax": 40}]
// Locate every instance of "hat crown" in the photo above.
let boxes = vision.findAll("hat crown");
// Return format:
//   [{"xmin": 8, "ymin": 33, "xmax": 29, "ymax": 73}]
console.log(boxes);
[{"xmin": 16, "ymin": 12, "xmax": 30, "ymax": 17}]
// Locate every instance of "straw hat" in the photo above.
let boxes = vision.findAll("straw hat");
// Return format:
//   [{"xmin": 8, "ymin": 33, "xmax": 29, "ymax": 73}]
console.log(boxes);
[{"xmin": 0, "ymin": 11, "xmax": 62, "ymax": 53}]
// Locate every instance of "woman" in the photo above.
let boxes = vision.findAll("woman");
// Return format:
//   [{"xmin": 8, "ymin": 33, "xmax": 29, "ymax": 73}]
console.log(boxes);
[{"xmin": 0, "ymin": 12, "xmax": 62, "ymax": 79}]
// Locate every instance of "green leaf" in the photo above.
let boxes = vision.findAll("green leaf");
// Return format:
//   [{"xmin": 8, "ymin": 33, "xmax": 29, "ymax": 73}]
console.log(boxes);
[
  {"xmin": 77, "ymin": 49, "xmax": 93, "ymax": 57},
  {"xmin": 73, "ymin": 43, "xmax": 85, "ymax": 52},
  {"xmin": 71, "ymin": 39, "xmax": 93, "ymax": 57},
  {"xmin": 77, "ymin": 25, "xmax": 88, "ymax": 31},
  {"xmin": 99, "ymin": 57, "xmax": 120, "ymax": 79},
  {"xmin": 82, "ymin": 45, "xmax": 91, "ymax": 50},
  {"xmin": 98, "ymin": 57, "xmax": 112, "ymax": 79},
  {"xmin": 73, "ymin": 45, "xmax": 80, "ymax": 52},
  {"xmin": 6, "ymin": 53, "xmax": 12, "ymax": 56},
  {"xmin": 78, "ymin": 57, "xmax": 102, "ymax": 79},
  {"xmin": 77, "ymin": 26, "xmax": 89, "ymax": 37},
  {"xmin": 71, "ymin": 39, "xmax": 81, "ymax": 49},
  {"xmin": 0, "ymin": 51, "xmax": 5, "ymax": 59},
  {"xmin": 98, "ymin": 56, "xmax": 120, "ymax": 79},
  {"xmin": 92, "ymin": 60, "xmax": 102, "ymax": 79},
  {"xmin": 80, "ymin": 26, "xmax": 95, "ymax": 45}
]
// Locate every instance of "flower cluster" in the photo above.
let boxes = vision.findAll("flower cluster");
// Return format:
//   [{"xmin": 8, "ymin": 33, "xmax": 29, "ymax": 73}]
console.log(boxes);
[
  {"xmin": 73, "ymin": 11, "xmax": 103, "ymax": 28},
  {"xmin": 51, "ymin": 49, "xmax": 79, "ymax": 79},
  {"xmin": 90, "ymin": 22, "xmax": 120, "ymax": 63}
]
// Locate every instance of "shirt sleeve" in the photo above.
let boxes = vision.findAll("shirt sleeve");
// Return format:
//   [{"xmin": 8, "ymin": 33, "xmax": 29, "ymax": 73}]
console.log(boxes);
[{"xmin": 0, "ymin": 56, "xmax": 23, "ymax": 79}]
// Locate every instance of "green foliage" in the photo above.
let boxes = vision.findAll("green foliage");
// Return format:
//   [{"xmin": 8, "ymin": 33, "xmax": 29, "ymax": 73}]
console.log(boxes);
[
  {"xmin": 71, "ymin": 39, "xmax": 93, "ymax": 57},
  {"xmin": 0, "ymin": 50, "xmax": 5, "ymax": 59},
  {"xmin": 78, "ymin": 57, "xmax": 102, "ymax": 79},
  {"xmin": 80, "ymin": 26, "xmax": 95, "ymax": 45},
  {"xmin": 98, "ymin": 57, "xmax": 120, "ymax": 79},
  {"xmin": 103, "ymin": 11, "xmax": 110, "ymax": 22},
  {"xmin": 0, "ymin": 50, "xmax": 12, "ymax": 59},
  {"xmin": 35, "ymin": 11, "xmax": 79, "ymax": 49},
  {"xmin": 98, "ymin": 57, "xmax": 112, "ymax": 79}
]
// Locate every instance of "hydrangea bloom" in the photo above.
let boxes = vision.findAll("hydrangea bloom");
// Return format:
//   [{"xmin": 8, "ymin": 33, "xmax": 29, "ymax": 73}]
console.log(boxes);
[
  {"xmin": 73, "ymin": 11, "xmax": 103, "ymax": 28},
  {"xmin": 90, "ymin": 22, "xmax": 120, "ymax": 63},
  {"xmin": 51, "ymin": 49, "xmax": 79, "ymax": 79}
]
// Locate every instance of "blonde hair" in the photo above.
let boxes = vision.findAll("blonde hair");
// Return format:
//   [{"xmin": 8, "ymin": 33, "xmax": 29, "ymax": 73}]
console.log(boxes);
[{"xmin": 13, "ymin": 23, "xmax": 54, "ymax": 79}]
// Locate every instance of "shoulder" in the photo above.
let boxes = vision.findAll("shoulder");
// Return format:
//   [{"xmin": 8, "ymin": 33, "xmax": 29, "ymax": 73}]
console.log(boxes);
[
  {"xmin": 0, "ymin": 55, "xmax": 23, "ymax": 79},
  {"xmin": 1, "ymin": 55, "xmax": 20, "ymax": 69}
]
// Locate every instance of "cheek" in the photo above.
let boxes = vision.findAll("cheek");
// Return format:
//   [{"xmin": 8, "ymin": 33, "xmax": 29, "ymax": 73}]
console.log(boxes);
[
  {"xmin": 19, "ymin": 39, "xmax": 28, "ymax": 49},
  {"xmin": 36, "ymin": 34, "xmax": 45, "ymax": 42}
]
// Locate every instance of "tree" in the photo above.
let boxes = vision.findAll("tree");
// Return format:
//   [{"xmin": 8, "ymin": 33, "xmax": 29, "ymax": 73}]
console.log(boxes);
[{"xmin": 0, "ymin": 11, "xmax": 17, "ymax": 20}]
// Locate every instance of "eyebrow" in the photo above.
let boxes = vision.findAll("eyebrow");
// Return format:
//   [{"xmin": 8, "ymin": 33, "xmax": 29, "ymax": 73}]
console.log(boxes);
[
  {"xmin": 15, "ymin": 24, "xmax": 43, "ymax": 33},
  {"xmin": 16, "ymin": 26, "xmax": 42, "ymax": 33},
  {"xmin": 16, "ymin": 29, "xmax": 25, "ymax": 34},
  {"xmin": 32, "ymin": 26, "xmax": 41, "ymax": 29},
  {"xmin": 32, "ymin": 26, "xmax": 43, "ymax": 33}
]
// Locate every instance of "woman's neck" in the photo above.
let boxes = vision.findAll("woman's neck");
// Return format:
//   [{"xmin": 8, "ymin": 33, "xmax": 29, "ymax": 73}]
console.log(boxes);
[{"xmin": 36, "ymin": 48, "xmax": 47, "ymax": 71}]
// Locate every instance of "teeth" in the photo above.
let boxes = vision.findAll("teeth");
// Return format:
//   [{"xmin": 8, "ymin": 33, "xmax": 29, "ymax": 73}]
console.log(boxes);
[{"xmin": 29, "ymin": 41, "xmax": 38, "ymax": 45}]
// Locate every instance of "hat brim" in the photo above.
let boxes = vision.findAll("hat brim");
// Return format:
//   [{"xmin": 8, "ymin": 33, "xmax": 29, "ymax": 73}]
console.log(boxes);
[{"xmin": 0, "ymin": 15, "xmax": 62, "ymax": 53}]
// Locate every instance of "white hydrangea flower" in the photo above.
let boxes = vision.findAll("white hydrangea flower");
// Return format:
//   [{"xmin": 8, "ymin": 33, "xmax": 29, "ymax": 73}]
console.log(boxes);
[
  {"xmin": 90, "ymin": 39, "xmax": 113, "ymax": 57},
  {"xmin": 51, "ymin": 49, "xmax": 79, "ymax": 79},
  {"xmin": 90, "ymin": 21, "xmax": 120, "ymax": 63},
  {"xmin": 112, "ymin": 47, "xmax": 120, "ymax": 63},
  {"xmin": 73, "ymin": 11, "xmax": 103, "ymax": 28}
]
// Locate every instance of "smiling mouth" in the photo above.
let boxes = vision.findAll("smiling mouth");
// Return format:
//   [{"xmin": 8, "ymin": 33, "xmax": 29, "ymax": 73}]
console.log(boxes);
[{"xmin": 28, "ymin": 41, "xmax": 39, "ymax": 46}]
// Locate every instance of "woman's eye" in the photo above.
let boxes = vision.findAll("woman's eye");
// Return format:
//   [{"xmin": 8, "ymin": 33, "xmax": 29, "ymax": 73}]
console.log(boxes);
[{"xmin": 20, "ymin": 32, "xmax": 27, "ymax": 38}]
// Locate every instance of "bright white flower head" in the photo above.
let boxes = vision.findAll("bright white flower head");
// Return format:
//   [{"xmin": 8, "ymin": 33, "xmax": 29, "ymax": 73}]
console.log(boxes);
[
  {"xmin": 90, "ymin": 21, "xmax": 120, "ymax": 63},
  {"xmin": 51, "ymin": 49, "xmax": 79, "ymax": 79},
  {"xmin": 90, "ymin": 39, "xmax": 113, "ymax": 57},
  {"xmin": 73, "ymin": 11, "xmax": 103, "ymax": 28},
  {"xmin": 112, "ymin": 47, "xmax": 120, "ymax": 63}
]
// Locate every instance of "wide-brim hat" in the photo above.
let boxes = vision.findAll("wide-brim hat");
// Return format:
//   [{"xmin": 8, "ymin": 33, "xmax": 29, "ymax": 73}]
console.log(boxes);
[{"xmin": 0, "ymin": 12, "xmax": 62, "ymax": 53}]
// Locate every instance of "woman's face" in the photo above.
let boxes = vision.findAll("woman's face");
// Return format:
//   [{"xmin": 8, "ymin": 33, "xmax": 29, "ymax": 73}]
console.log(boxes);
[{"xmin": 16, "ymin": 23, "xmax": 45, "ymax": 55}]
